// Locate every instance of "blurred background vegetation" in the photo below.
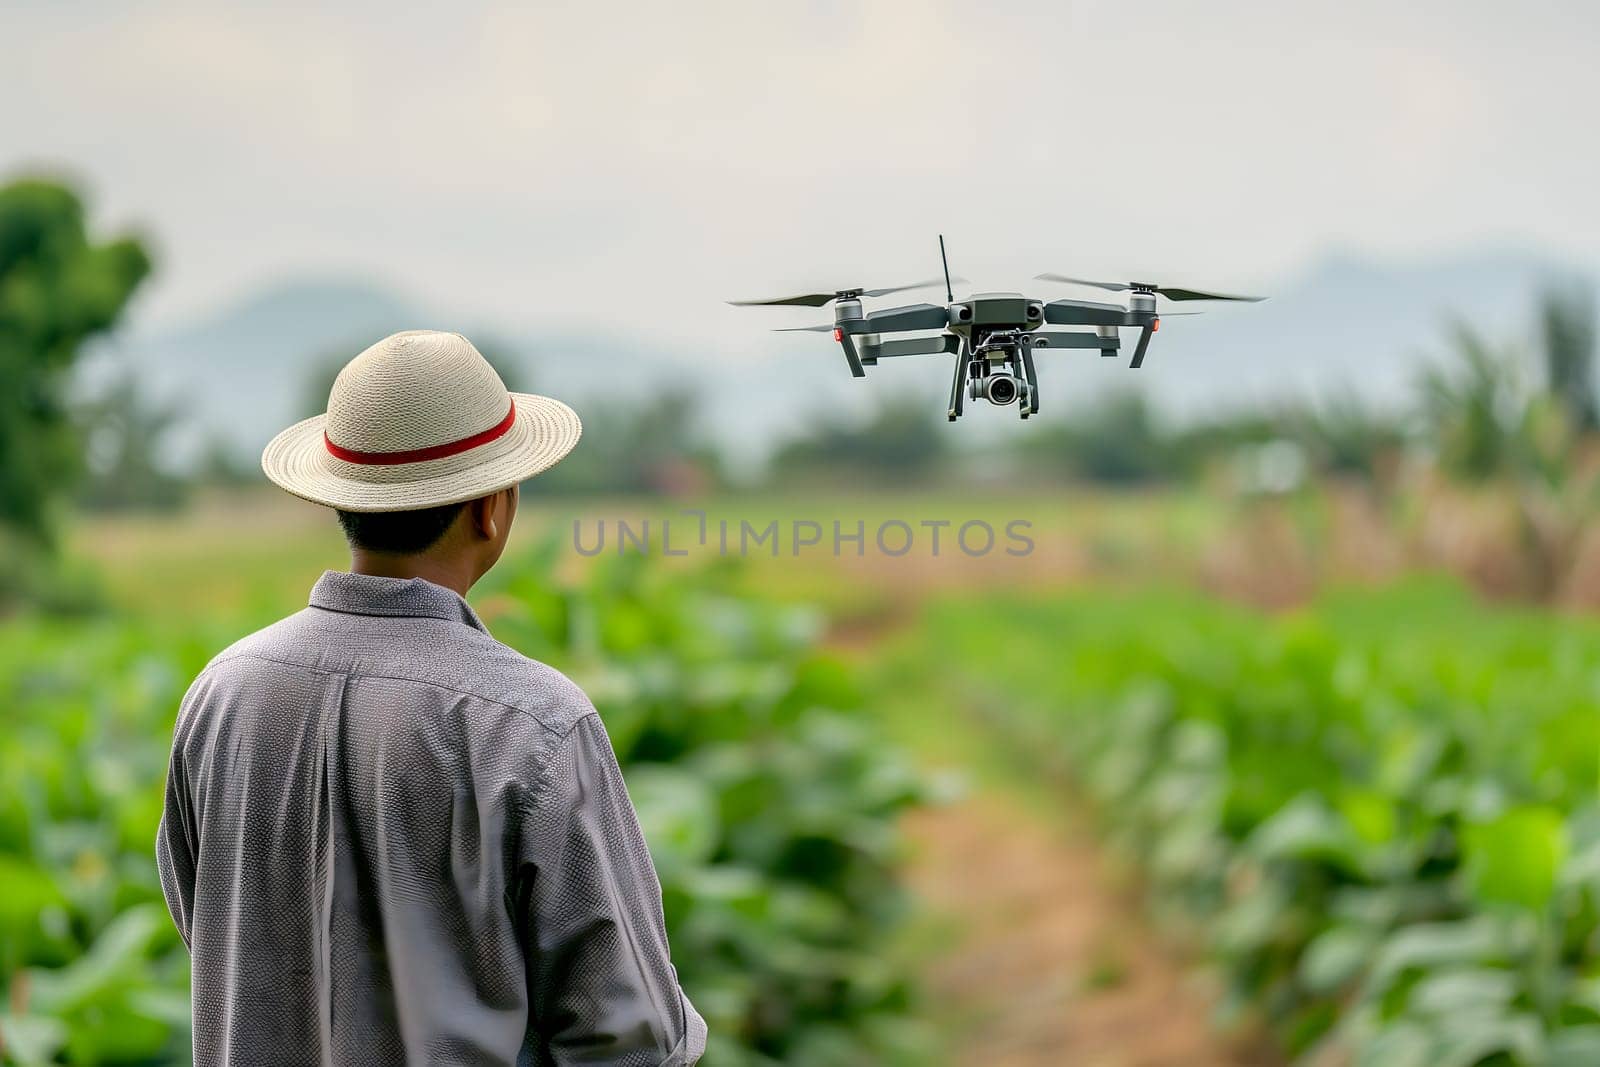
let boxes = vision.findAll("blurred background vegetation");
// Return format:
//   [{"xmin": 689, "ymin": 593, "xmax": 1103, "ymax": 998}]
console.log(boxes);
[{"xmin": 7, "ymin": 171, "xmax": 1600, "ymax": 1067}]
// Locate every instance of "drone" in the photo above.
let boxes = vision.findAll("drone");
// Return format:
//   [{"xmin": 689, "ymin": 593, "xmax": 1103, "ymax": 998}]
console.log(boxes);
[{"xmin": 731, "ymin": 237, "xmax": 1263, "ymax": 421}]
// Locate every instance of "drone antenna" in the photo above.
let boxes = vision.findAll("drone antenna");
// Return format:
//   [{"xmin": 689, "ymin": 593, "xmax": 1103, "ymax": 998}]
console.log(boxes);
[{"xmin": 938, "ymin": 234, "xmax": 954, "ymax": 303}]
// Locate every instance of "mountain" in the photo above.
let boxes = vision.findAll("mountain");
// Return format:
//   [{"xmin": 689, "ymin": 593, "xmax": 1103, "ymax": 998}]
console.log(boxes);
[
  {"xmin": 81, "ymin": 278, "xmax": 707, "ymax": 468},
  {"xmin": 1126, "ymin": 245, "xmax": 1576, "ymax": 418},
  {"xmin": 83, "ymin": 246, "xmax": 1590, "ymax": 471},
  {"xmin": 83, "ymin": 278, "xmax": 426, "ymax": 465}
]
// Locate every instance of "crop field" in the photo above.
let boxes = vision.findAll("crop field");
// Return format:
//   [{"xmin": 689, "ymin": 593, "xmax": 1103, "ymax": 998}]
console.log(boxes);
[
  {"xmin": 63, "ymin": 487, "xmax": 1231, "ymax": 621},
  {"xmin": 900, "ymin": 580, "xmax": 1600, "ymax": 1065},
  {"xmin": 7, "ymin": 486, "xmax": 1599, "ymax": 1066},
  {"xmin": 2, "ymin": 531, "xmax": 933, "ymax": 1066}
]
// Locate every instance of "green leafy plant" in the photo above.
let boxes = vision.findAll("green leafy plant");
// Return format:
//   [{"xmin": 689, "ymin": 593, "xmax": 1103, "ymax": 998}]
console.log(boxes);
[
  {"xmin": 483, "ymin": 550, "xmax": 929, "ymax": 1065},
  {"xmin": 1, "ymin": 549, "xmax": 927, "ymax": 1065},
  {"xmin": 912, "ymin": 578, "xmax": 1600, "ymax": 1065}
]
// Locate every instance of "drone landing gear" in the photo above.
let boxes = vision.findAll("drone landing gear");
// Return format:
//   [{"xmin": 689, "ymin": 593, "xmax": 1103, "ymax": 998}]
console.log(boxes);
[
  {"xmin": 1018, "ymin": 344, "xmax": 1039, "ymax": 419},
  {"xmin": 1129, "ymin": 321, "xmax": 1156, "ymax": 369},
  {"xmin": 948, "ymin": 345, "xmax": 1040, "ymax": 421},
  {"xmin": 946, "ymin": 351, "xmax": 966, "ymax": 421}
]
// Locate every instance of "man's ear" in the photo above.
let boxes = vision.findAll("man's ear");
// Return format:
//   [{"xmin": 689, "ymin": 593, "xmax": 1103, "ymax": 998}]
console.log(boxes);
[{"xmin": 468, "ymin": 494, "xmax": 497, "ymax": 541}]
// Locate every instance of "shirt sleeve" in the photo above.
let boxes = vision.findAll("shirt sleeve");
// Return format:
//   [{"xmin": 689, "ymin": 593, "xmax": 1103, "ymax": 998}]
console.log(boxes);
[
  {"xmin": 155, "ymin": 738, "xmax": 197, "ymax": 950},
  {"xmin": 523, "ymin": 713, "xmax": 707, "ymax": 1067}
]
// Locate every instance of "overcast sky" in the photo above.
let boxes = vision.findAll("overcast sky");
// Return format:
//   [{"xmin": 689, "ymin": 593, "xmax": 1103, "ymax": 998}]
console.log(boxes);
[{"xmin": 5, "ymin": 0, "xmax": 1598, "ymax": 358}]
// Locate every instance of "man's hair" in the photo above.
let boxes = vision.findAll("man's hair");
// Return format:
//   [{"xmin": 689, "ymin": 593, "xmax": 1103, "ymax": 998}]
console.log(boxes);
[{"xmin": 336, "ymin": 501, "xmax": 467, "ymax": 555}]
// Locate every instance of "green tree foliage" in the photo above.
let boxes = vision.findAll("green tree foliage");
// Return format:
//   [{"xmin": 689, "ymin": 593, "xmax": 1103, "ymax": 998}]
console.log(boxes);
[
  {"xmin": 73, "ymin": 374, "xmax": 188, "ymax": 513},
  {"xmin": 1538, "ymin": 279, "xmax": 1597, "ymax": 434},
  {"xmin": 1414, "ymin": 283, "xmax": 1600, "ymax": 490},
  {"xmin": 1020, "ymin": 389, "xmax": 1188, "ymax": 485},
  {"xmin": 534, "ymin": 388, "xmax": 723, "ymax": 495},
  {"xmin": 768, "ymin": 396, "xmax": 947, "ymax": 487},
  {"xmin": 192, "ymin": 436, "xmax": 260, "ymax": 489},
  {"xmin": 0, "ymin": 179, "xmax": 151, "ymax": 545},
  {"xmin": 1291, "ymin": 390, "xmax": 1407, "ymax": 482},
  {"xmin": 1417, "ymin": 321, "xmax": 1527, "ymax": 482},
  {"xmin": 1013, "ymin": 391, "xmax": 1403, "ymax": 489}
]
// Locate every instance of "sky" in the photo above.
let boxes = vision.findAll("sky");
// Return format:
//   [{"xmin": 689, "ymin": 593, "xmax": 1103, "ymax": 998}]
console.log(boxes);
[{"xmin": 4, "ymin": 0, "xmax": 1599, "ymax": 360}]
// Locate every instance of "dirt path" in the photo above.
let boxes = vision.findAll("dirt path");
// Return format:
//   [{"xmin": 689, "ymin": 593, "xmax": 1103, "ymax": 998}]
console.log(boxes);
[{"xmin": 903, "ymin": 793, "xmax": 1273, "ymax": 1067}]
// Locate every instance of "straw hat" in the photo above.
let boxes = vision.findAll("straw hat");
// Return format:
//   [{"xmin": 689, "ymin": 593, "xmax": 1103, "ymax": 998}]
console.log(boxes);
[{"xmin": 261, "ymin": 330, "xmax": 581, "ymax": 512}]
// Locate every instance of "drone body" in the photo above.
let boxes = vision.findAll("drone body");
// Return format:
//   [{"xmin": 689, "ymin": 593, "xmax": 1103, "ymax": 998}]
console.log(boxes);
[{"xmin": 731, "ymin": 238, "xmax": 1262, "ymax": 421}]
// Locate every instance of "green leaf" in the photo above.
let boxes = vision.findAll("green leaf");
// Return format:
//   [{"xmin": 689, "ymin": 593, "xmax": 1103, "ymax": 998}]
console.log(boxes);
[
  {"xmin": 1429, "ymin": 1013, "xmax": 1543, "ymax": 1067},
  {"xmin": 1461, "ymin": 805, "xmax": 1569, "ymax": 911},
  {"xmin": 1248, "ymin": 794, "xmax": 1364, "ymax": 874},
  {"xmin": 1365, "ymin": 919, "xmax": 1512, "ymax": 998},
  {"xmin": 1299, "ymin": 924, "xmax": 1382, "ymax": 994},
  {"xmin": 1357, "ymin": 1020, "xmax": 1434, "ymax": 1067},
  {"xmin": 0, "ymin": 1015, "xmax": 68, "ymax": 1067},
  {"xmin": 1406, "ymin": 967, "xmax": 1517, "ymax": 1018},
  {"xmin": 1548, "ymin": 1026, "xmax": 1600, "ymax": 1067},
  {"xmin": 0, "ymin": 858, "xmax": 64, "ymax": 925},
  {"xmin": 626, "ymin": 766, "xmax": 720, "ymax": 867},
  {"xmin": 27, "ymin": 904, "xmax": 163, "ymax": 1014},
  {"xmin": 128, "ymin": 986, "xmax": 193, "ymax": 1027},
  {"xmin": 1338, "ymin": 789, "xmax": 1397, "ymax": 846}
]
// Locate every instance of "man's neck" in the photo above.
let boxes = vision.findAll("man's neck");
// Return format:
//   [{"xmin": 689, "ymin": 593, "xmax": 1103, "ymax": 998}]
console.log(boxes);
[{"xmin": 349, "ymin": 552, "xmax": 477, "ymax": 598}]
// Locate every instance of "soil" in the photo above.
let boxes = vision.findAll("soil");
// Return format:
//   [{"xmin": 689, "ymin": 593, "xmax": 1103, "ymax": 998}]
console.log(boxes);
[{"xmin": 903, "ymin": 794, "xmax": 1276, "ymax": 1067}]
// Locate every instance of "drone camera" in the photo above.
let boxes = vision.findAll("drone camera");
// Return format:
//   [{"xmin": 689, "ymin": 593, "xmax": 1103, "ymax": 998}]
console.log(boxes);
[
  {"xmin": 1027, "ymin": 303, "xmax": 1043, "ymax": 321},
  {"xmin": 970, "ymin": 374, "xmax": 1018, "ymax": 406}
]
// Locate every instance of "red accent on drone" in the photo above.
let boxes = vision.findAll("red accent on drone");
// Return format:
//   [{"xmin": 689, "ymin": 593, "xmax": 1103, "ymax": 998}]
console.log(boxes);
[
  {"xmin": 1152, "ymin": 318, "xmax": 1161, "ymax": 332},
  {"xmin": 832, "ymin": 327, "xmax": 844, "ymax": 342},
  {"xmin": 325, "ymin": 400, "xmax": 517, "ymax": 465}
]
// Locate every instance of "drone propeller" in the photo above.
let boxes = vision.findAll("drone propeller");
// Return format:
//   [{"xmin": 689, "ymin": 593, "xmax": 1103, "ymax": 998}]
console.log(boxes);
[
  {"xmin": 729, "ymin": 276, "xmax": 965, "ymax": 308},
  {"xmin": 780, "ymin": 310, "xmax": 1203, "ymax": 333},
  {"xmin": 1035, "ymin": 273, "xmax": 1263, "ymax": 302}
]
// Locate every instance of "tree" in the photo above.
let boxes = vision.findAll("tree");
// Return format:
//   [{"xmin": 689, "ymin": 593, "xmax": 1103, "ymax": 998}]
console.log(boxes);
[
  {"xmin": 1291, "ymin": 390, "xmax": 1406, "ymax": 483},
  {"xmin": 74, "ymin": 372, "xmax": 189, "ymax": 513},
  {"xmin": 1019, "ymin": 389, "xmax": 1183, "ymax": 486},
  {"xmin": 769, "ymin": 395, "xmax": 948, "ymax": 487},
  {"xmin": 535, "ymin": 388, "xmax": 723, "ymax": 495},
  {"xmin": 1538, "ymin": 279, "xmax": 1597, "ymax": 433},
  {"xmin": 1416, "ymin": 320, "xmax": 1526, "ymax": 482},
  {"xmin": 1413, "ymin": 307, "xmax": 1596, "ymax": 599},
  {"xmin": 0, "ymin": 178, "xmax": 152, "ymax": 546}
]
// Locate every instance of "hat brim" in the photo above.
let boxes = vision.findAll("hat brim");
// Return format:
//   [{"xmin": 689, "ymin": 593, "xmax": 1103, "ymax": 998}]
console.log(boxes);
[{"xmin": 261, "ymin": 392, "xmax": 581, "ymax": 512}]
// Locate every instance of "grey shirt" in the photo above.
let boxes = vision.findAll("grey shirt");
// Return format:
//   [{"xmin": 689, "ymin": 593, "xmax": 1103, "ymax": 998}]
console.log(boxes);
[{"xmin": 156, "ymin": 570, "xmax": 706, "ymax": 1066}]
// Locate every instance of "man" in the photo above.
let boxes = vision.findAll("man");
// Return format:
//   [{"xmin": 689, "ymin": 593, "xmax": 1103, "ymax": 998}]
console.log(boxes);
[{"xmin": 156, "ymin": 330, "xmax": 705, "ymax": 1065}]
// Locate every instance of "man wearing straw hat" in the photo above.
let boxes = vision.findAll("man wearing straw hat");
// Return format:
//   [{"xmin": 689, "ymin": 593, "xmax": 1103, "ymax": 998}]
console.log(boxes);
[{"xmin": 156, "ymin": 330, "xmax": 705, "ymax": 1065}]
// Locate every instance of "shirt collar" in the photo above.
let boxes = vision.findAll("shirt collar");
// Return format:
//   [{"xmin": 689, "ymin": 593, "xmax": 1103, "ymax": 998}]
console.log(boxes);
[{"xmin": 308, "ymin": 570, "xmax": 487, "ymax": 632}]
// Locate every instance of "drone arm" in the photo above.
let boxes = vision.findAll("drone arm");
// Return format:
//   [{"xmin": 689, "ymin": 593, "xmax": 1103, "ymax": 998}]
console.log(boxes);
[
  {"xmin": 863, "ymin": 303, "xmax": 951, "ymax": 334},
  {"xmin": 1027, "ymin": 331, "xmax": 1106, "ymax": 349},
  {"xmin": 863, "ymin": 334, "xmax": 960, "ymax": 361},
  {"xmin": 1042, "ymin": 299, "xmax": 1133, "ymax": 327}
]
